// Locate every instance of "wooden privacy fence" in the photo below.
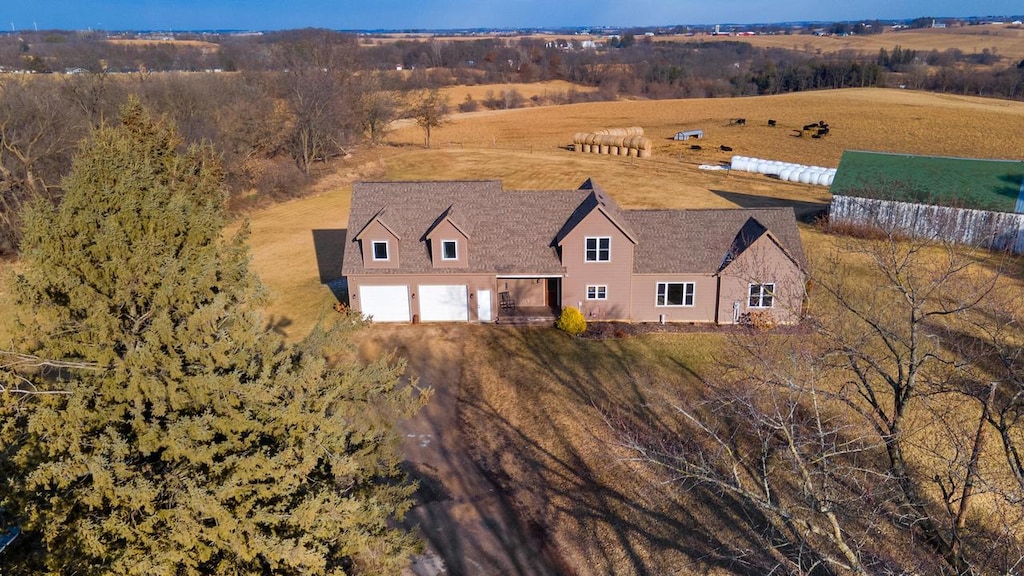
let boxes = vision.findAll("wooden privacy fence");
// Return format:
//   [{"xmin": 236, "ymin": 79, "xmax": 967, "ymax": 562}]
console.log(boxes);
[{"xmin": 831, "ymin": 195, "xmax": 1024, "ymax": 254}]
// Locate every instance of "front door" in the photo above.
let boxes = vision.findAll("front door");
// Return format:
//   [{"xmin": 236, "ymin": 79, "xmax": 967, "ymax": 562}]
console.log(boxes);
[{"xmin": 477, "ymin": 289, "xmax": 492, "ymax": 322}]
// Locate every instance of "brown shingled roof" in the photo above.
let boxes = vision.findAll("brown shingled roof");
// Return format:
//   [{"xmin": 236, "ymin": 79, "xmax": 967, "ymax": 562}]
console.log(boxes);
[
  {"xmin": 622, "ymin": 208, "xmax": 807, "ymax": 274},
  {"xmin": 343, "ymin": 181, "xmax": 806, "ymax": 278},
  {"xmin": 342, "ymin": 180, "xmax": 589, "ymax": 276}
]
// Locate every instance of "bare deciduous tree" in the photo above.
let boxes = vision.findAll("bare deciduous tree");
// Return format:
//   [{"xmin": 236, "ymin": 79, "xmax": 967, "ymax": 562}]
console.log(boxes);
[
  {"xmin": 614, "ymin": 229, "xmax": 1024, "ymax": 575},
  {"xmin": 411, "ymin": 88, "xmax": 450, "ymax": 149}
]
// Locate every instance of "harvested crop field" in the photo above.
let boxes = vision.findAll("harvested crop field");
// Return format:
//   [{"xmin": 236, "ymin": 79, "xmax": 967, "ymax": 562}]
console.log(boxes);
[{"xmin": 217, "ymin": 87, "xmax": 1024, "ymax": 340}]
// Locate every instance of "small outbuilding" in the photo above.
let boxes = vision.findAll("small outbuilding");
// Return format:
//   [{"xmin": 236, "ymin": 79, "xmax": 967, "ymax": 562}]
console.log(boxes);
[{"xmin": 674, "ymin": 129, "xmax": 704, "ymax": 141}]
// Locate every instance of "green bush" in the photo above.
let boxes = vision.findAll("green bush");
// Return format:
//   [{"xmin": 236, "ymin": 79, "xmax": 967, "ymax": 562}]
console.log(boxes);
[{"xmin": 556, "ymin": 306, "xmax": 587, "ymax": 336}]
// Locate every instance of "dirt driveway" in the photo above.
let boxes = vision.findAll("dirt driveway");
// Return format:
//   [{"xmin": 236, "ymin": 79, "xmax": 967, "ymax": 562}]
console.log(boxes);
[{"xmin": 361, "ymin": 325, "xmax": 560, "ymax": 576}]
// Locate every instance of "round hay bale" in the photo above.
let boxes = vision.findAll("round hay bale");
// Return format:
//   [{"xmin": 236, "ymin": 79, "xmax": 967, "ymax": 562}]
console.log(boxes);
[
  {"xmin": 627, "ymin": 146, "xmax": 638, "ymax": 157},
  {"xmin": 638, "ymin": 137, "xmax": 652, "ymax": 150},
  {"xmin": 638, "ymin": 148, "xmax": 652, "ymax": 159},
  {"xmin": 626, "ymin": 126, "xmax": 644, "ymax": 136},
  {"xmin": 594, "ymin": 128, "xmax": 609, "ymax": 135}
]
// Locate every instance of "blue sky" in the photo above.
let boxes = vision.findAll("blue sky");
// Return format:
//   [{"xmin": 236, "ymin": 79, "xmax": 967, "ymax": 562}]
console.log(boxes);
[{"xmin": 6, "ymin": 1, "xmax": 1022, "ymax": 31}]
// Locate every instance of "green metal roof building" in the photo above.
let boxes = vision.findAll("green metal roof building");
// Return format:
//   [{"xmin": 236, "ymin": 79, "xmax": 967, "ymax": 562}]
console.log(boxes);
[
  {"xmin": 829, "ymin": 151, "xmax": 1024, "ymax": 253},
  {"xmin": 831, "ymin": 150, "xmax": 1024, "ymax": 214}
]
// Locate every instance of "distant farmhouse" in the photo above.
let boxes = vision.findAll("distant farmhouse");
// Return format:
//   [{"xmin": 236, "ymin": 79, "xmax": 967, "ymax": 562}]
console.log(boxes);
[
  {"xmin": 829, "ymin": 151, "xmax": 1024, "ymax": 254},
  {"xmin": 343, "ymin": 179, "xmax": 806, "ymax": 325}
]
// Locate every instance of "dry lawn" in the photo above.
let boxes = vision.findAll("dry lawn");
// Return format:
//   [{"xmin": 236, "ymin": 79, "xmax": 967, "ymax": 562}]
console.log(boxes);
[
  {"xmin": 5, "ymin": 88, "xmax": 1024, "ymax": 344},
  {"xmin": 238, "ymin": 87, "xmax": 1024, "ymax": 339}
]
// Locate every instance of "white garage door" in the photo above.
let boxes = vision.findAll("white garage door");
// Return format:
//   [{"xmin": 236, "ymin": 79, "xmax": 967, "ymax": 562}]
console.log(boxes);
[
  {"xmin": 359, "ymin": 285, "xmax": 410, "ymax": 322},
  {"xmin": 418, "ymin": 285, "xmax": 469, "ymax": 322}
]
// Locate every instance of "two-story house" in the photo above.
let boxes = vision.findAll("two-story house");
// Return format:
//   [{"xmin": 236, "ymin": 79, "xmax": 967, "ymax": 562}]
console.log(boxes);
[{"xmin": 341, "ymin": 179, "xmax": 807, "ymax": 324}]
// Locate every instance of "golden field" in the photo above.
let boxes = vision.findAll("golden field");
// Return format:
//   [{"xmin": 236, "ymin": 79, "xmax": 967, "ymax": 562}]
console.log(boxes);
[
  {"xmin": 372, "ymin": 23, "xmax": 1024, "ymax": 61},
  {"xmin": 4, "ymin": 87, "xmax": 1024, "ymax": 343},
  {"xmin": 693, "ymin": 23, "xmax": 1024, "ymax": 60},
  {"xmin": 223, "ymin": 88, "xmax": 1024, "ymax": 339}
]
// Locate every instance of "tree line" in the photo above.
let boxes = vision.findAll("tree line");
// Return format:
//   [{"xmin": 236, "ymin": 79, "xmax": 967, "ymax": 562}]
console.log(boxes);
[{"xmin": 4, "ymin": 28, "xmax": 1024, "ymax": 255}]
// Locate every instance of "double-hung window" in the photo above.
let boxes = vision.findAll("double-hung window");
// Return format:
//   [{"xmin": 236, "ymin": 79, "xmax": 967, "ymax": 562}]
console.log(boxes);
[
  {"xmin": 441, "ymin": 240, "xmax": 458, "ymax": 260},
  {"xmin": 586, "ymin": 285, "xmax": 607, "ymax": 300},
  {"xmin": 748, "ymin": 283, "xmax": 775, "ymax": 308},
  {"xmin": 372, "ymin": 240, "xmax": 389, "ymax": 261},
  {"xmin": 656, "ymin": 282, "xmax": 695, "ymax": 307},
  {"xmin": 585, "ymin": 237, "xmax": 610, "ymax": 262}
]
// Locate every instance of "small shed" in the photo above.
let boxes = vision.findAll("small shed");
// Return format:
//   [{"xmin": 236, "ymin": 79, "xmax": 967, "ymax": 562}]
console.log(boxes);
[{"xmin": 674, "ymin": 129, "xmax": 704, "ymax": 141}]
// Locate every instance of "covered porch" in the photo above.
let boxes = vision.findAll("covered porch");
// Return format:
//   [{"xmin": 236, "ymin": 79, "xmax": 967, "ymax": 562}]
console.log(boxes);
[{"xmin": 495, "ymin": 276, "xmax": 561, "ymax": 326}]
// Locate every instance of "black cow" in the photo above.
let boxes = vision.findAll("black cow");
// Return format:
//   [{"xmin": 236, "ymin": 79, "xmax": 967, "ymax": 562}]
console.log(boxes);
[
  {"xmin": 734, "ymin": 118, "xmax": 746, "ymax": 125},
  {"xmin": 767, "ymin": 119, "xmax": 777, "ymax": 127},
  {"xmin": 690, "ymin": 145, "xmax": 702, "ymax": 150},
  {"xmin": 720, "ymin": 145, "xmax": 733, "ymax": 152}
]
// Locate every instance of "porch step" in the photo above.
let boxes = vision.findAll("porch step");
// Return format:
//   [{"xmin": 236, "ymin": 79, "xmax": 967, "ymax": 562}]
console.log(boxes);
[{"xmin": 495, "ymin": 315, "xmax": 556, "ymax": 327}]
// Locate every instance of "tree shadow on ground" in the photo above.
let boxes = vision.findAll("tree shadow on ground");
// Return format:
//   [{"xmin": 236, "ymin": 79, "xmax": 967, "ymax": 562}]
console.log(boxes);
[
  {"xmin": 454, "ymin": 326, "xmax": 803, "ymax": 575},
  {"xmin": 712, "ymin": 189, "xmax": 828, "ymax": 222}
]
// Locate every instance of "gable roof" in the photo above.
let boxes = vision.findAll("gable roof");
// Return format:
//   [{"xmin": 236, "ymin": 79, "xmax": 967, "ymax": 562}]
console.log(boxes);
[
  {"xmin": 343, "ymin": 180, "xmax": 806, "ymax": 277},
  {"xmin": 424, "ymin": 205, "xmax": 471, "ymax": 240},
  {"xmin": 623, "ymin": 208, "xmax": 806, "ymax": 274},
  {"xmin": 554, "ymin": 179, "xmax": 638, "ymax": 246},
  {"xmin": 343, "ymin": 180, "xmax": 589, "ymax": 276},
  {"xmin": 831, "ymin": 150, "xmax": 1024, "ymax": 214}
]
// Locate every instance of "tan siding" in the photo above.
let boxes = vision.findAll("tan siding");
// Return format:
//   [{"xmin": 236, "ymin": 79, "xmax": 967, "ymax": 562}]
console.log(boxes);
[
  {"xmin": 358, "ymin": 220, "xmax": 401, "ymax": 270},
  {"xmin": 499, "ymin": 278, "xmax": 547, "ymax": 307},
  {"xmin": 348, "ymin": 273, "xmax": 497, "ymax": 322},
  {"xmin": 630, "ymin": 275, "xmax": 718, "ymax": 323},
  {"xmin": 560, "ymin": 211, "xmax": 634, "ymax": 320},
  {"xmin": 426, "ymin": 219, "xmax": 469, "ymax": 269},
  {"xmin": 717, "ymin": 235, "xmax": 806, "ymax": 324}
]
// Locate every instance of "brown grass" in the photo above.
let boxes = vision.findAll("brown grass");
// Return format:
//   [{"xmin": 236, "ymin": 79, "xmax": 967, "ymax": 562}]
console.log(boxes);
[
  {"xmin": 440, "ymin": 80, "xmax": 598, "ymax": 106},
  {"xmin": 106, "ymin": 38, "xmax": 221, "ymax": 50},
  {"xmin": 368, "ymin": 24, "xmax": 1024, "ymax": 60},
  {"xmin": 236, "ymin": 87, "xmax": 1024, "ymax": 338},
  {"xmin": 4, "ymin": 87, "xmax": 1023, "ymax": 342},
  {"xmin": 692, "ymin": 23, "xmax": 1024, "ymax": 61}
]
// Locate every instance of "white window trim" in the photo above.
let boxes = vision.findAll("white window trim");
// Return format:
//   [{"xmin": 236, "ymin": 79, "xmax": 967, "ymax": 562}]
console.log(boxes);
[
  {"xmin": 655, "ymin": 282, "xmax": 695, "ymax": 307},
  {"xmin": 586, "ymin": 285, "xmax": 608, "ymax": 300},
  {"xmin": 371, "ymin": 240, "xmax": 389, "ymax": 261},
  {"xmin": 585, "ymin": 236, "xmax": 611, "ymax": 262},
  {"xmin": 441, "ymin": 239, "xmax": 458, "ymax": 260},
  {"xmin": 748, "ymin": 283, "xmax": 776, "ymax": 308}
]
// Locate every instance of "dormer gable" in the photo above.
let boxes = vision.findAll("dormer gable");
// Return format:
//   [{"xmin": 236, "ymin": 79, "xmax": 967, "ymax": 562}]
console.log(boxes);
[
  {"xmin": 424, "ymin": 206, "xmax": 470, "ymax": 268},
  {"xmin": 354, "ymin": 210, "xmax": 400, "ymax": 268},
  {"xmin": 554, "ymin": 184, "xmax": 638, "ymax": 250}
]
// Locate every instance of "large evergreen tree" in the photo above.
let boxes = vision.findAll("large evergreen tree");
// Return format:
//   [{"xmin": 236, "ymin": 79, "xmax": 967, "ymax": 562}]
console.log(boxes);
[{"xmin": 1, "ymin": 99, "xmax": 423, "ymax": 575}]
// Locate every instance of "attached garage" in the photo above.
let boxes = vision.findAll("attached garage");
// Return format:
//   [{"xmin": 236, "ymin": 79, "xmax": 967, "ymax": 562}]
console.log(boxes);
[
  {"xmin": 358, "ymin": 285, "xmax": 411, "ymax": 322},
  {"xmin": 418, "ymin": 285, "xmax": 469, "ymax": 322}
]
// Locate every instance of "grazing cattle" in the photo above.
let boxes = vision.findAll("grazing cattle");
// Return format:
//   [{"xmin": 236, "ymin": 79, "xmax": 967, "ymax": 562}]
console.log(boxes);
[
  {"xmin": 767, "ymin": 119, "xmax": 777, "ymax": 127},
  {"xmin": 720, "ymin": 145, "xmax": 733, "ymax": 152},
  {"xmin": 690, "ymin": 145, "xmax": 702, "ymax": 150},
  {"xmin": 734, "ymin": 118, "xmax": 746, "ymax": 125}
]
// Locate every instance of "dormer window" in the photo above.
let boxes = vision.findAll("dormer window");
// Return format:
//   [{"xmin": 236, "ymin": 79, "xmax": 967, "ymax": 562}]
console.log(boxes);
[
  {"xmin": 585, "ymin": 237, "xmax": 610, "ymax": 262},
  {"xmin": 442, "ymin": 240, "xmax": 458, "ymax": 260},
  {"xmin": 372, "ymin": 240, "xmax": 389, "ymax": 261}
]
